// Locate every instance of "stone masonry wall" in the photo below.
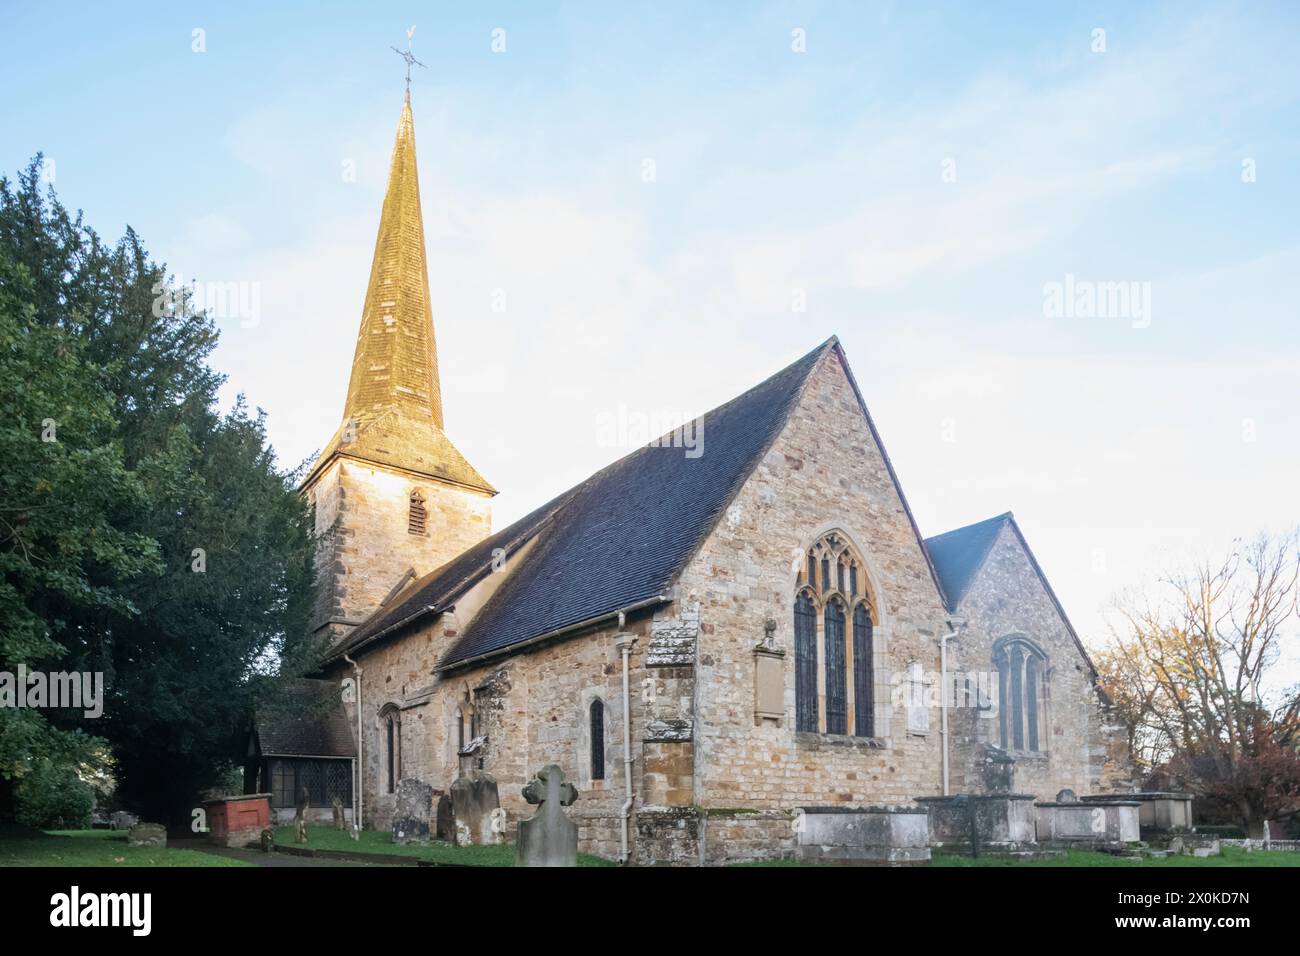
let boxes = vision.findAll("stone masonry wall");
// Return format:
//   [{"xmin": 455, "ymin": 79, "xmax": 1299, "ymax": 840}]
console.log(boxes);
[
  {"xmin": 332, "ymin": 593, "xmax": 659, "ymax": 861},
  {"xmin": 680, "ymin": 347, "xmax": 951, "ymax": 811},
  {"xmin": 947, "ymin": 522, "xmax": 1133, "ymax": 798},
  {"xmin": 305, "ymin": 457, "xmax": 492, "ymax": 638}
]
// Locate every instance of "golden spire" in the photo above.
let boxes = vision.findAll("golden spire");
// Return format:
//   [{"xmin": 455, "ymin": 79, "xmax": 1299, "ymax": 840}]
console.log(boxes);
[
  {"xmin": 342, "ymin": 90, "xmax": 442, "ymax": 428},
  {"xmin": 303, "ymin": 71, "xmax": 494, "ymax": 497}
]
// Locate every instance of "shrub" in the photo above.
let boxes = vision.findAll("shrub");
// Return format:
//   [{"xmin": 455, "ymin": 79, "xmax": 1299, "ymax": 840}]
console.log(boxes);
[{"xmin": 15, "ymin": 760, "xmax": 95, "ymax": 830}]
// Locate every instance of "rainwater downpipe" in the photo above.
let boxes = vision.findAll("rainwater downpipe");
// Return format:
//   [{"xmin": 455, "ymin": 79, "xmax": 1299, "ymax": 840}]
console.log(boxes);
[
  {"xmin": 344, "ymin": 653, "xmax": 363, "ymax": 837},
  {"xmin": 939, "ymin": 618, "xmax": 966, "ymax": 796},
  {"xmin": 614, "ymin": 613, "xmax": 636, "ymax": 864}
]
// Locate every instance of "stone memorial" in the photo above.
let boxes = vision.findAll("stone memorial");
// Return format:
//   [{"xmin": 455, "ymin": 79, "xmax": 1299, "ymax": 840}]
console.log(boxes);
[
  {"xmin": 451, "ymin": 768, "xmax": 501, "ymax": 845},
  {"xmin": 127, "ymin": 822, "xmax": 167, "ymax": 848},
  {"xmin": 435, "ymin": 794, "xmax": 455, "ymax": 842},
  {"xmin": 392, "ymin": 778, "xmax": 435, "ymax": 844},
  {"xmin": 517, "ymin": 764, "xmax": 579, "ymax": 867},
  {"xmin": 294, "ymin": 785, "xmax": 309, "ymax": 843}
]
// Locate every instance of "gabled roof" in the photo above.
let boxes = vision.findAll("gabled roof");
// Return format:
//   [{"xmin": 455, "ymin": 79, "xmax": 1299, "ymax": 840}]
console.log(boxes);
[
  {"xmin": 327, "ymin": 337, "xmax": 836, "ymax": 672},
  {"xmin": 253, "ymin": 680, "xmax": 356, "ymax": 759},
  {"xmin": 439, "ymin": 337, "xmax": 838, "ymax": 669},
  {"xmin": 924, "ymin": 512, "xmax": 1102, "ymax": 685},
  {"xmin": 924, "ymin": 512, "xmax": 1013, "ymax": 610}
]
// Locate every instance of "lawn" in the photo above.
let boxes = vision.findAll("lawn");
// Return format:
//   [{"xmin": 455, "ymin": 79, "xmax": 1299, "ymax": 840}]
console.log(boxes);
[
  {"xmin": 0, "ymin": 829, "xmax": 252, "ymax": 867},
  {"xmin": 271, "ymin": 825, "xmax": 616, "ymax": 867}
]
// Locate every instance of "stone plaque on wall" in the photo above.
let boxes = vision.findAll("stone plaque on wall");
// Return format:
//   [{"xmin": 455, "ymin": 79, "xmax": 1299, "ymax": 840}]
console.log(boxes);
[{"xmin": 754, "ymin": 648, "xmax": 785, "ymax": 721}]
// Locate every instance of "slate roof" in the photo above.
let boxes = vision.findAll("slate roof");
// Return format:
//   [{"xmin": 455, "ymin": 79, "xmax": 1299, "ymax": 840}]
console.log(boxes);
[
  {"xmin": 923, "ymin": 512, "xmax": 1013, "ymax": 610},
  {"xmin": 923, "ymin": 512, "xmax": 1103, "ymax": 688},
  {"xmin": 253, "ymin": 680, "xmax": 356, "ymax": 758},
  {"xmin": 326, "ymin": 337, "xmax": 836, "ymax": 672}
]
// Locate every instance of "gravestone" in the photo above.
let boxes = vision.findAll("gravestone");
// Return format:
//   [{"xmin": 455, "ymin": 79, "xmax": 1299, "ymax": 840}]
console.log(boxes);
[
  {"xmin": 516, "ymin": 764, "xmax": 579, "ymax": 867},
  {"xmin": 294, "ymin": 786, "xmax": 309, "ymax": 843},
  {"xmin": 982, "ymin": 748, "xmax": 1017, "ymax": 794},
  {"xmin": 435, "ymin": 794, "xmax": 455, "ymax": 842},
  {"xmin": 127, "ymin": 823, "xmax": 167, "ymax": 848},
  {"xmin": 332, "ymin": 797, "xmax": 346, "ymax": 830},
  {"xmin": 1056, "ymin": 789, "xmax": 1078, "ymax": 804},
  {"xmin": 451, "ymin": 769, "xmax": 501, "ymax": 845},
  {"xmin": 392, "ymin": 778, "xmax": 435, "ymax": 844}
]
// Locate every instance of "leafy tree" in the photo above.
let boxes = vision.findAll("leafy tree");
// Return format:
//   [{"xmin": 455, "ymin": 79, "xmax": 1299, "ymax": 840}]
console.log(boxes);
[
  {"xmin": 1097, "ymin": 533, "xmax": 1300, "ymax": 836},
  {"xmin": 0, "ymin": 158, "xmax": 320, "ymax": 824}
]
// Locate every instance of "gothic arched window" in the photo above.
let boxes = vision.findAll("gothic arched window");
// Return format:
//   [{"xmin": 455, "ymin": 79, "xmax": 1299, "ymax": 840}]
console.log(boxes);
[
  {"xmin": 824, "ymin": 599, "xmax": 847, "ymax": 734},
  {"xmin": 794, "ymin": 531, "xmax": 879, "ymax": 738},
  {"xmin": 853, "ymin": 602, "xmax": 874, "ymax": 737},
  {"xmin": 794, "ymin": 590, "xmax": 818, "ymax": 732},
  {"xmin": 590, "ymin": 699, "xmax": 606, "ymax": 781},
  {"xmin": 381, "ymin": 706, "xmax": 401, "ymax": 793},
  {"xmin": 994, "ymin": 637, "xmax": 1047, "ymax": 753},
  {"xmin": 408, "ymin": 489, "xmax": 427, "ymax": 535}
]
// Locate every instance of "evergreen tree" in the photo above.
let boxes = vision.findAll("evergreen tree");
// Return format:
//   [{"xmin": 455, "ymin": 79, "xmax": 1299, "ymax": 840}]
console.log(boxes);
[{"xmin": 0, "ymin": 158, "xmax": 320, "ymax": 824}]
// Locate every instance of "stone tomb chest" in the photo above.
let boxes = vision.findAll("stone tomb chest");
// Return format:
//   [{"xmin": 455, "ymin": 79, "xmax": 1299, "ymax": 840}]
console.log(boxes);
[
  {"xmin": 915, "ymin": 794, "xmax": 1037, "ymax": 849},
  {"xmin": 1084, "ymin": 792, "xmax": 1193, "ymax": 834},
  {"xmin": 1034, "ymin": 790, "xmax": 1139, "ymax": 847},
  {"xmin": 796, "ymin": 806, "xmax": 930, "ymax": 864}
]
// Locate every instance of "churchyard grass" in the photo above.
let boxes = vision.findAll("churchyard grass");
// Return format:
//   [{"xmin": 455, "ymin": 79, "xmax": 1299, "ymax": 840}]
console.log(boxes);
[
  {"xmin": 271, "ymin": 825, "xmax": 616, "ymax": 866},
  {"xmin": 1, "ymin": 829, "xmax": 253, "ymax": 867}
]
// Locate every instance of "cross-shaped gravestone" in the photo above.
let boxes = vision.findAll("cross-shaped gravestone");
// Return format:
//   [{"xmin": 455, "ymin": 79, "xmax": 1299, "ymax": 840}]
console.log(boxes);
[{"xmin": 516, "ymin": 764, "xmax": 579, "ymax": 867}]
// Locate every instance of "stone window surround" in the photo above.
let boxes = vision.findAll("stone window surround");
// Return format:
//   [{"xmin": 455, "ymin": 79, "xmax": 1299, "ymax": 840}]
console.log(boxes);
[
  {"xmin": 991, "ymin": 634, "xmax": 1052, "ymax": 755},
  {"xmin": 790, "ymin": 526, "xmax": 892, "ymax": 745},
  {"xmin": 377, "ymin": 702, "xmax": 402, "ymax": 794},
  {"xmin": 444, "ymin": 684, "xmax": 477, "ymax": 773},
  {"xmin": 576, "ymin": 686, "xmax": 624, "ymax": 790}
]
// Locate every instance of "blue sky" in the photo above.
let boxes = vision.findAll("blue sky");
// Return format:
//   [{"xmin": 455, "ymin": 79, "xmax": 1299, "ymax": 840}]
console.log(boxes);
[{"xmin": 2, "ymin": 2, "xmax": 1298, "ymax": 653}]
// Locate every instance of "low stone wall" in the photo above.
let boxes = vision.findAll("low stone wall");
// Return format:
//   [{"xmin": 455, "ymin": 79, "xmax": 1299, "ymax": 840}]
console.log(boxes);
[
  {"xmin": 1222, "ymin": 839, "xmax": 1300, "ymax": 853},
  {"xmin": 622, "ymin": 807, "xmax": 796, "ymax": 865},
  {"xmin": 700, "ymin": 810, "xmax": 796, "ymax": 865},
  {"xmin": 916, "ymin": 794, "xmax": 1037, "ymax": 849}
]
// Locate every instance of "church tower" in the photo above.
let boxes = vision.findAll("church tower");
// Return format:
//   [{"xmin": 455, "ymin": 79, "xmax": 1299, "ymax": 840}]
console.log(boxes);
[{"xmin": 302, "ymin": 88, "xmax": 494, "ymax": 642}]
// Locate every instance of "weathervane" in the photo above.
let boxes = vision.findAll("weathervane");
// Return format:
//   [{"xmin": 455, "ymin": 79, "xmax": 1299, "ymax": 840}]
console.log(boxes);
[{"xmin": 391, "ymin": 25, "xmax": 426, "ymax": 93}]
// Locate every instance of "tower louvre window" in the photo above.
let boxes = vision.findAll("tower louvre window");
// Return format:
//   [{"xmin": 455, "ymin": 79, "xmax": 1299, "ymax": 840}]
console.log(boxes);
[{"xmin": 408, "ymin": 489, "xmax": 427, "ymax": 535}]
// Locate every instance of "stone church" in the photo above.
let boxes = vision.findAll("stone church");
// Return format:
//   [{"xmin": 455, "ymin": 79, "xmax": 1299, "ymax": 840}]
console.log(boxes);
[{"xmin": 261, "ymin": 89, "xmax": 1132, "ymax": 863}]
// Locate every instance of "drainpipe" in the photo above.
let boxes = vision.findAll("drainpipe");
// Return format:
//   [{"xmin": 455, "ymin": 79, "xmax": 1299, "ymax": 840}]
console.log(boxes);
[
  {"xmin": 939, "ymin": 618, "xmax": 966, "ymax": 796},
  {"xmin": 614, "ymin": 613, "xmax": 637, "ymax": 864},
  {"xmin": 343, "ymin": 653, "xmax": 363, "ymax": 838}
]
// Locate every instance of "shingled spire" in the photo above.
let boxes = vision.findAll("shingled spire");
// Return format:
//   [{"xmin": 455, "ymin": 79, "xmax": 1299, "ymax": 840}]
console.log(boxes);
[
  {"xmin": 345, "ymin": 89, "xmax": 443, "ymax": 429},
  {"xmin": 304, "ymin": 92, "xmax": 493, "ymax": 494}
]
